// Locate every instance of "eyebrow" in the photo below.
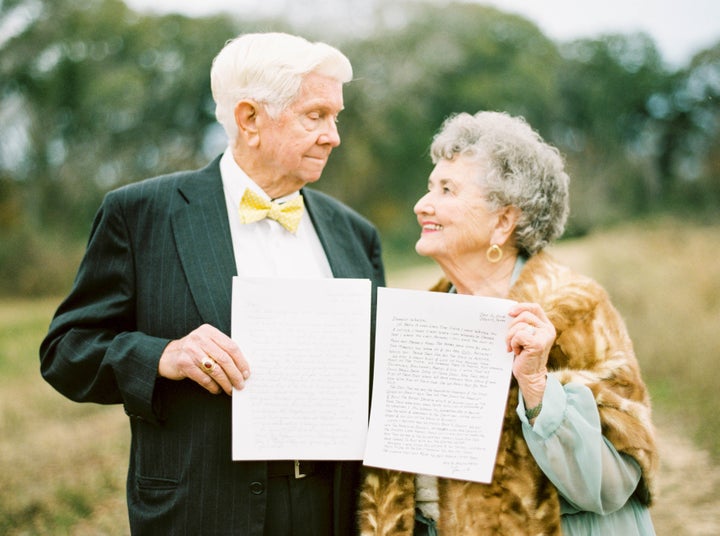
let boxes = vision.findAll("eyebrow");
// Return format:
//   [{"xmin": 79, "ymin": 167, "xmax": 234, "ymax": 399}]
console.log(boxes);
[
  {"xmin": 429, "ymin": 177, "xmax": 454, "ymax": 187},
  {"xmin": 295, "ymin": 99, "xmax": 344, "ymax": 114}
]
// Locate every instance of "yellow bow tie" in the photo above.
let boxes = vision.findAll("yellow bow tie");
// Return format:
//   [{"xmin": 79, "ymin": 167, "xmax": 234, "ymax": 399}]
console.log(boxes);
[{"xmin": 238, "ymin": 188, "xmax": 305, "ymax": 234}]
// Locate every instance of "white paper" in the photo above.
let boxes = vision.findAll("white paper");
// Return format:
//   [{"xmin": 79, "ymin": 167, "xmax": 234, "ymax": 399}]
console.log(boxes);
[
  {"xmin": 231, "ymin": 277, "xmax": 371, "ymax": 460},
  {"xmin": 364, "ymin": 287, "xmax": 515, "ymax": 483}
]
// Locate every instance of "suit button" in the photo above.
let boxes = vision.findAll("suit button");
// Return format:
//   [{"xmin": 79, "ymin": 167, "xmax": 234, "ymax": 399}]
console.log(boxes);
[{"xmin": 250, "ymin": 481, "xmax": 264, "ymax": 495}]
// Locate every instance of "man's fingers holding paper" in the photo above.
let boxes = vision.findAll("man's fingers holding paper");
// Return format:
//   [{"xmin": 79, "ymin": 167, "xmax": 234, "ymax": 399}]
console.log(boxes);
[{"xmin": 158, "ymin": 324, "xmax": 251, "ymax": 395}]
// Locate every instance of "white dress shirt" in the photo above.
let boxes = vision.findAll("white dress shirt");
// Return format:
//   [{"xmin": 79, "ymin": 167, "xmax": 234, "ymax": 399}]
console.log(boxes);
[{"xmin": 219, "ymin": 147, "xmax": 333, "ymax": 279}]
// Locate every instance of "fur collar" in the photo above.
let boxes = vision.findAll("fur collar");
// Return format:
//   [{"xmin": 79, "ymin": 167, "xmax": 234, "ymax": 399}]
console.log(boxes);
[{"xmin": 358, "ymin": 251, "xmax": 658, "ymax": 535}]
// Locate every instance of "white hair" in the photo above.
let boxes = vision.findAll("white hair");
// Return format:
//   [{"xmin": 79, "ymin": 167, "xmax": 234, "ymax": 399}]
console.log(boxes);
[{"xmin": 210, "ymin": 32, "xmax": 353, "ymax": 141}]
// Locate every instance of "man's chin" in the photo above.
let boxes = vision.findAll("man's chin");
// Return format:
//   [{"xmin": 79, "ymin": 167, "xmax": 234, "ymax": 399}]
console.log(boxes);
[{"xmin": 300, "ymin": 172, "xmax": 324, "ymax": 186}]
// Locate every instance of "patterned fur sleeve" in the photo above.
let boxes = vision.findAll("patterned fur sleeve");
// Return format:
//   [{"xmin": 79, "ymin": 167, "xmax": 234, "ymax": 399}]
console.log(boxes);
[{"xmin": 509, "ymin": 251, "xmax": 659, "ymax": 504}]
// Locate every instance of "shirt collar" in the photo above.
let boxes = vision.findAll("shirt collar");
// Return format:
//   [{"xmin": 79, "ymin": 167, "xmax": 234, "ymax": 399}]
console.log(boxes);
[{"xmin": 219, "ymin": 147, "xmax": 301, "ymax": 204}]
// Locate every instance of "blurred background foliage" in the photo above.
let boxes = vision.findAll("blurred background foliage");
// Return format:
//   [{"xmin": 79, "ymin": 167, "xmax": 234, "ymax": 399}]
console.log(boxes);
[{"xmin": 1, "ymin": 0, "xmax": 719, "ymax": 294}]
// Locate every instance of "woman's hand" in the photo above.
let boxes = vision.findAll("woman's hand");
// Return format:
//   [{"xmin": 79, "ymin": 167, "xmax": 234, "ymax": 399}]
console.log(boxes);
[{"xmin": 506, "ymin": 302, "xmax": 556, "ymax": 410}]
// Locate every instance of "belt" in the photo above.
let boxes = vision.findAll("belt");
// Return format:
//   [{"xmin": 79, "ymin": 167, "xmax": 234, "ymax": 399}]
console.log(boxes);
[{"xmin": 267, "ymin": 460, "xmax": 332, "ymax": 479}]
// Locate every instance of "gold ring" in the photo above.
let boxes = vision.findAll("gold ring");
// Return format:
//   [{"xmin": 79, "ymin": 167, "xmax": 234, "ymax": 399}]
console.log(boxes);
[{"xmin": 201, "ymin": 357, "xmax": 216, "ymax": 373}]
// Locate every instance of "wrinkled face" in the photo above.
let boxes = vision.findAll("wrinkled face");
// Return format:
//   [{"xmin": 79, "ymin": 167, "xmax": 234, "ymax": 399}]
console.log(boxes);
[
  {"xmin": 257, "ymin": 72, "xmax": 344, "ymax": 193},
  {"xmin": 413, "ymin": 155, "xmax": 498, "ymax": 263}
]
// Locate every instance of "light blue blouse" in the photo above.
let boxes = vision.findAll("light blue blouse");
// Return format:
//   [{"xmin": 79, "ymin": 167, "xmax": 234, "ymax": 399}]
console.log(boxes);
[{"xmin": 517, "ymin": 375, "xmax": 656, "ymax": 535}]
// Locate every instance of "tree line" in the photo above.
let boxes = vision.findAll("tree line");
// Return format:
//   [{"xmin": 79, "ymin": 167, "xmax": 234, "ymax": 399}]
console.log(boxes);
[{"xmin": 1, "ymin": 0, "xmax": 718, "ymax": 294}]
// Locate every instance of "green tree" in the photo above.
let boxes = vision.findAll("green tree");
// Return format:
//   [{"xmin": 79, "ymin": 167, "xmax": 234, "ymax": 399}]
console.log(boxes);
[
  {"xmin": 555, "ymin": 33, "xmax": 672, "ymax": 228},
  {"xmin": 1, "ymin": 0, "xmax": 240, "ymax": 238},
  {"xmin": 324, "ymin": 2, "xmax": 565, "ymax": 255},
  {"xmin": 0, "ymin": 0, "xmax": 717, "ymax": 294},
  {"xmin": 655, "ymin": 41, "xmax": 720, "ymax": 213},
  {"xmin": 0, "ymin": 0, "xmax": 250, "ymax": 293}
]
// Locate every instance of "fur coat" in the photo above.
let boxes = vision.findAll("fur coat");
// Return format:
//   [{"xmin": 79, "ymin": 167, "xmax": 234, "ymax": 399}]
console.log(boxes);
[{"xmin": 358, "ymin": 251, "xmax": 658, "ymax": 535}]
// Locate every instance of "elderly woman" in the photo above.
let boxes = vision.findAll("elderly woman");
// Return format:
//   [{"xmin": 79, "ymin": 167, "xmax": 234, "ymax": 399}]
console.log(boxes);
[{"xmin": 358, "ymin": 111, "xmax": 658, "ymax": 535}]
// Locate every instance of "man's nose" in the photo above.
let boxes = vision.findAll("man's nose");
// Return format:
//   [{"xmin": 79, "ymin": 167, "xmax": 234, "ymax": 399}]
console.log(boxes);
[{"xmin": 319, "ymin": 119, "xmax": 340, "ymax": 147}]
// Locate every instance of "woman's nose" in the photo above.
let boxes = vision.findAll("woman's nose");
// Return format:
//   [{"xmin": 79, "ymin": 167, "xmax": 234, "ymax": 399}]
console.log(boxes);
[{"xmin": 413, "ymin": 192, "xmax": 433, "ymax": 215}]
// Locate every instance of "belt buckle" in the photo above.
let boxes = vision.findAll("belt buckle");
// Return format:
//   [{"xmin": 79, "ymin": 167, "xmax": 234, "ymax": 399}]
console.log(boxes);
[{"xmin": 294, "ymin": 460, "xmax": 307, "ymax": 479}]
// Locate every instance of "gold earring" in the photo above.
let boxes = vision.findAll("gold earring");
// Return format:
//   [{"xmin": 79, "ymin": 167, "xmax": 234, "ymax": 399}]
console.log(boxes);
[{"xmin": 486, "ymin": 244, "xmax": 503, "ymax": 263}]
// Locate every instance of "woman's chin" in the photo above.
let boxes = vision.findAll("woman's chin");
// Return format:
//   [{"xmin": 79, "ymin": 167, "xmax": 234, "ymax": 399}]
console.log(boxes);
[{"xmin": 415, "ymin": 241, "xmax": 435, "ymax": 259}]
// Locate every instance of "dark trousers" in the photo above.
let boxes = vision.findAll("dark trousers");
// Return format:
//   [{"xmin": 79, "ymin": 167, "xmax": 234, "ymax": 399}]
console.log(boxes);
[{"xmin": 264, "ymin": 462, "xmax": 334, "ymax": 536}]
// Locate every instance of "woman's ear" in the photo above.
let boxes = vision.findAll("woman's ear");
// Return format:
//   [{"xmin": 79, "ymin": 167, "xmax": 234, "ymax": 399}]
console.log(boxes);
[
  {"xmin": 492, "ymin": 205, "xmax": 521, "ymax": 246},
  {"xmin": 234, "ymin": 100, "xmax": 260, "ymax": 147}
]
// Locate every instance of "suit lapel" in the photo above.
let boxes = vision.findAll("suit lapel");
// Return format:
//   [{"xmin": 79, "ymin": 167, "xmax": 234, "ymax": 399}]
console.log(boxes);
[
  {"xmin": 170, "ymin": 158, "xmax": 237, "ymax": 334},
  {"xmin": 304, "ymin": 189, "xmax": 364, "ymax": 279},
  {"xmin": 169, "ymin": 178, "xmax": 368, "ymax": 331}
]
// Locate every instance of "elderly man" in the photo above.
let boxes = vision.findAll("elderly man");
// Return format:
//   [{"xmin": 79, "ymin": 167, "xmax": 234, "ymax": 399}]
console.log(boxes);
[{"xmin": 40, "ymin": 32, "xmax": 385, "ymax": 535}]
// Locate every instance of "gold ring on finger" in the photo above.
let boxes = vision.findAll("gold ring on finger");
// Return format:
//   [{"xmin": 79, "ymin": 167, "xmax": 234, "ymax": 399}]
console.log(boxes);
[{"xmin": 201, "ymin": 357, "xmax": 216, "ymax": 373}]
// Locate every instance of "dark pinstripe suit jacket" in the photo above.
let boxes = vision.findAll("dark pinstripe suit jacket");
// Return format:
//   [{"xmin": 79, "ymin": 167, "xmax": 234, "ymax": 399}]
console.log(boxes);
[{"xmin": 40, "ymin": 156, "xmax": 386, "ymax": 535}]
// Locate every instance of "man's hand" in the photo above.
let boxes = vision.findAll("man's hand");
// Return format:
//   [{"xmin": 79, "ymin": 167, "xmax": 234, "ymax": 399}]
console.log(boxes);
[{"xmin": 158, "ymin": 324, "xmax": 251, "ymax": 395}]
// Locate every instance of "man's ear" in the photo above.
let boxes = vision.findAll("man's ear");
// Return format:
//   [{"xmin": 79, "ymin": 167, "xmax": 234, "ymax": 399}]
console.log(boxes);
[
  {"xmin": 491, "ymin": 205, "xmax": 521, "ymax": 247},
  {"xmin": 234, "ymin": 100, "xmax": 260, "ymax": 146}
]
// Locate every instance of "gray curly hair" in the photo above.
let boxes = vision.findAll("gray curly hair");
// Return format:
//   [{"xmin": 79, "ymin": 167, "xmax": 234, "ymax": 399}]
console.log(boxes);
[{"xmin": 430, "ymin": 111, "xmax": 570, "ymax": 256}]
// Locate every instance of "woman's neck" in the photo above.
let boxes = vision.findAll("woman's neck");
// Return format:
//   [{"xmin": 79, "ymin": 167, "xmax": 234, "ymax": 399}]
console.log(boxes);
[{"xmin": 438, "ymin": 253, "xmax": 518, "ymax": 298}]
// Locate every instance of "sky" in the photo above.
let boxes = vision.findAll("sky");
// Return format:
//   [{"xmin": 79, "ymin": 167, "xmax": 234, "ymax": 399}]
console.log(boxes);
[{"xmin": 123, "ymin": 0, "xmax": 720, "ymax": 68}]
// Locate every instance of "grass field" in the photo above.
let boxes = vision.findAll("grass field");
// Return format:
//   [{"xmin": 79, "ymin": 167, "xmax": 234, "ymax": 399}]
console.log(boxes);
[
  {"xmin": 1, "ymin": 218, "xmax": 718, "ymax": 534},
  {"xmin": 0, "ymin": 298, "xmax": 130, "ymax": 534},
  {"xmin": 554, "ymin": 218, "xmax": 720, "ymax": 453}
]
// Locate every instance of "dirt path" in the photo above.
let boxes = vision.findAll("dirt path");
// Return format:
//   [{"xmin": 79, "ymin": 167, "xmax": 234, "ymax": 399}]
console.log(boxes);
[{"xmin": 651, "ymin": 417, "xmax": 720, "ymax": 535}]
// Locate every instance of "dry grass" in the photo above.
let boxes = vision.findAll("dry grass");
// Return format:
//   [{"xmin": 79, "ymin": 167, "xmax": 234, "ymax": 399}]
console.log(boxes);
[
  {"xmin": 552, "ymin": 219, "xmax": 720, "ymax": 453},
  {"xmin": 1, "ymin": 217, "xmax": 718, "ymax": 534},
  {"xmin": 0, "ymin": 299, "xmax": 130, "ymax": 535}
]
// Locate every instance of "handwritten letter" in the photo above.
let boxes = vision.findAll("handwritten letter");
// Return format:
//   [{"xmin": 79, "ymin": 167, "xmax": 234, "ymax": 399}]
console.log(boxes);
[
  {"xmin": 364, "ymin": 287, "xmax": 515, "ymax": 483},
  {"xmin": 231, "ymin": 277, "xmax": 371, "ymax": 461}
]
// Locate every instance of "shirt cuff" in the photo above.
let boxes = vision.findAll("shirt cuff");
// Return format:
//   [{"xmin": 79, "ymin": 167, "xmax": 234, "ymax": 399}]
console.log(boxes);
[{"xmin": 517, "ymin": 373, "xmax": 566, "ymax": 439}]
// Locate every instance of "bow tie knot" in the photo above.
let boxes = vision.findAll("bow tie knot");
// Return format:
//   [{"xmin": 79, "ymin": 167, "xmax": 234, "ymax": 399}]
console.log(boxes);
[{"xmin": 238, "ymin": 188, "xmax": 304, "ymax": 233}]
